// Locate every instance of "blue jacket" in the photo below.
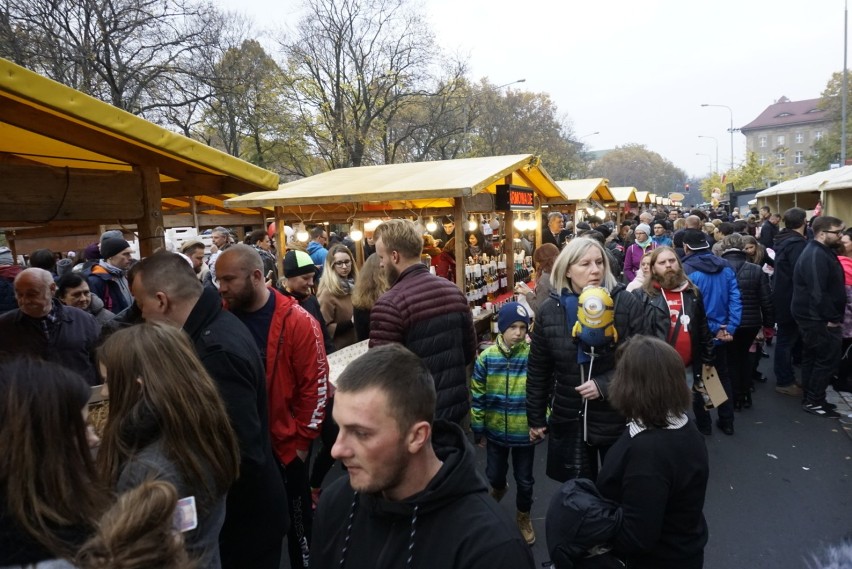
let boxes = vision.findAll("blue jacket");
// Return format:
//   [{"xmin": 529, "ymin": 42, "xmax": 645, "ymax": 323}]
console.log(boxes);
[
  {"xmin": 682, "ymin": 250, "xmax": 742, "ymax": 338},
  {"xmin": 306, "ymin": 241, "xmax": 328, "ymax": 268}
]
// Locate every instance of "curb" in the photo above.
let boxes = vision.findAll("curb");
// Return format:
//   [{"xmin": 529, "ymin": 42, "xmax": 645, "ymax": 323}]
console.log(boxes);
[{"xmin": 831, "ymin": 388, "xmax": 852, "ymax": 440}]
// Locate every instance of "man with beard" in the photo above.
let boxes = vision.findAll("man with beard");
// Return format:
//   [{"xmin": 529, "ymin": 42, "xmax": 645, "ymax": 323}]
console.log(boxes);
[
  {"xmin": 633, "ymin": 247, "xmax": 714, "ymax": 402},
  {"xmin": 311, "ymin": 344, "xmax": 535, "ymax": 569},
  {"xmin": 369, "ymin": 219, "xmax": 476, "ymax": 424},
  {"xmin": 216, "ymin": 245, "xmax": 328, "ymax": 568},
  {"xmin": 792, "ymin": 216, "xmax": 847, "ymax": 418}
]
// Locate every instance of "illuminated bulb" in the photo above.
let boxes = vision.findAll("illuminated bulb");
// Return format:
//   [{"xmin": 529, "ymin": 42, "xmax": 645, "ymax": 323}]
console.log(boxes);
[
  {"xmin": 426, "ymin": 220, "xmax": 437, "ymax": 232},
  {"xmin": 296, "ymin": 230, "xmax": 309, "ymax": 242},
  {"xmin": 350, "ymin": 229, "xmax": 363, "ymax": 241},
  {"xmin": 467, "ymin": 219, "xmax": 478, "ymax": 232}
]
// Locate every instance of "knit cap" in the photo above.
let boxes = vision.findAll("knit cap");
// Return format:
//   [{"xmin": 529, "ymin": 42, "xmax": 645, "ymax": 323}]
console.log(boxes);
[
  {"xmin": 0, "ymin": 247, "xmax": 12, "ymax": 265},
  {"xmin": 634, "ymin": 223, "xmax": 651, "ymax": 236},
  {"xmin": 283, "ymin": 250, "xmax": 316, "ymax": 278},
  {"xmin": 100, "ymin": 237, "xmax": 131, "ymax": 260},
  {"xmin": 498, "ymin": 302, "xmax": 530, "ymax": 333}
]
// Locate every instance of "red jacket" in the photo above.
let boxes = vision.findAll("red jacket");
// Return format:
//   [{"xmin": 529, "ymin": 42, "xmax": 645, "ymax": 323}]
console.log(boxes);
[{"xmin": 266, "ymin": 288, "xmax": 329, "ymax": 465}]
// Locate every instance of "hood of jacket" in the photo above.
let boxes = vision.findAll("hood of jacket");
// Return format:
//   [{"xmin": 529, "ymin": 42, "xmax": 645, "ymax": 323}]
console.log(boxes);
[
  {"xmin": 363, "ymin": 420, "xmax": 485, "ymax": 519},
  {"xmin": 306, "ymin": 241, "xmax": 324, "ymax": 255},
  {"xmin": 683, "ymin": 249, "xmax": 729, "ymax": 275},
  {"xmin": 0, "ymin": 264, "xmax": 22, "ymax": 280},
  {"xmin": 774, "ymin": 228, "xmax": 806, "ymax": 250},
  {"xmin": 721, "ymin": 248, "xmax": 747, "ymax": 271}
]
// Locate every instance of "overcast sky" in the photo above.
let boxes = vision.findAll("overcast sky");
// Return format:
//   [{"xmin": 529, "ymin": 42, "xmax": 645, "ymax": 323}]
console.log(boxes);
[{"xmin": 213, "ymin": 0, "xmax": 848, "ymax": 179}]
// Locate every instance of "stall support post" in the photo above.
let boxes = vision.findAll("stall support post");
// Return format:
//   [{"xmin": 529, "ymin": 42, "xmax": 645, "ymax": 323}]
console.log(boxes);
[
  {"xmin": 135, "ymin": 166, "xmax": 165, "ymax": 258},
  {"xmin": 274, "ymin": 206, "xmax": 286, "ymax": 281},
  {"xmin": 191, "ymin": 197, "xmax": 200, "ymax": 231},
  {"xmin": 453, "ymin": 198, "xmax": 465, "ymax": 292},
  {"xmin": 504, "ymin": 209, "xmax": 515, "ymax": 293},
  {"xmin": 534, "ymin": 197, "xmax": 543, "ymax": 248},
  {"xmin": 354, "ymin": 219, "xmax": 365, "ymax": 268}
]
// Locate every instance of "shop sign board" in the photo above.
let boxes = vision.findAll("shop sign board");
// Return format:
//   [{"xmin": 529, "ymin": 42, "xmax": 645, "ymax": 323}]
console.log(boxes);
[{"xmin": 496, "ymin": 184, "xmax": 535, "ymax": 211}]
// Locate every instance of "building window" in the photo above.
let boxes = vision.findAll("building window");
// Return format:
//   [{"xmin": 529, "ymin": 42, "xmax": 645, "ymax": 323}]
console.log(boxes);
[
  {"xmin": 815, "ymin": 130, "xmax": 823, "ymax": 141},
  {"xmin": 795, "ymin": 132, "xmax": 803, "ymax": 143},
  {"xmin": 759, "ymin": 136, "xmax": 767, "ymax": 148},
  {"xmin": 776, "ymin": 151, "xmax": 786, "ymax": 167},
  {"xmin": 794, "ymin": 151, "xmax": 804, "ymax": 164},
  {"xmin": 777, "ymin": 135, "xmax": 785, "ymax": 146},
  {"xmin": 758, "ymin": 154, "xmax": 767, "ymax": 166}
]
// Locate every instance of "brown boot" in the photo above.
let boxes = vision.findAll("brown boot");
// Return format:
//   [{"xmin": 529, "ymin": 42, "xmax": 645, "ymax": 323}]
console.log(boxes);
[
  {"xmin": 516, "ymin": 510, "xmax": 536, "ymax": 545},
  {"xmin": 489, "ymin": 485, "xmax": 508, "ymax": 502}
]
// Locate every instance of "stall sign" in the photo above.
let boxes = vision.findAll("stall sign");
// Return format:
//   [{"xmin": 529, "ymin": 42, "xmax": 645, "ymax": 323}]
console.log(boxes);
[{"xmin": 496, "ymin": 185, "xmax": 535, "ymax": 211}]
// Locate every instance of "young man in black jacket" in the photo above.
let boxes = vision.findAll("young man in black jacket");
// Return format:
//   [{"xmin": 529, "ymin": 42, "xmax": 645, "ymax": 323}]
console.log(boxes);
[{"xmin": 792, "ymin": 215, "xmax": 847, "ymax": 418}]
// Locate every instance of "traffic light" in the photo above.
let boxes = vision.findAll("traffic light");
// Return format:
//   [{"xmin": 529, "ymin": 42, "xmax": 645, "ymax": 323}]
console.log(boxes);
[{"xmin": 684, "ymin": 183, "xmax": 690, "ymax": 192}]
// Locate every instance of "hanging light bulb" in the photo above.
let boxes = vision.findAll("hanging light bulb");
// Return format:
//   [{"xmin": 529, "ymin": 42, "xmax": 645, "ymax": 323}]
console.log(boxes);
[
  {"xmin": 350, "ymin": 229, "xmax": 364, "ymax": 241},
  {"xmin": 467, "ymin": 215, "xmax": 478, "ymax": 232},
  {"xmin": 425, "ymin": 216, "xmax": 437, "ymax": 233},
  {"xmin": 296, "ymin": 223, "xmax": 309, "ymax": 242},
  {"xmin": 364, "ymin": 219, "xmax": 381, "ymax": 232}
]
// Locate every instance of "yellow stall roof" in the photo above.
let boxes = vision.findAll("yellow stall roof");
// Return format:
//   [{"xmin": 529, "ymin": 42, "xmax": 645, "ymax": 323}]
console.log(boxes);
[
  {"xmin": 0, "ymin": 58, "xmax": 277, "ymax": 225},
  {"xmin": 225, "ymin": 155, "xmax": 564, "ymax": 213},
  {"xmin": 635, "ymin": 191, "xmax": 651, "ymax": 204},
  {"xmin": 553, "ymin": 179, "xmax": 614, "ymax": 202},
  {"xmin": 608, "ymin": 187, "xmax": 638, "ymax": 203}
]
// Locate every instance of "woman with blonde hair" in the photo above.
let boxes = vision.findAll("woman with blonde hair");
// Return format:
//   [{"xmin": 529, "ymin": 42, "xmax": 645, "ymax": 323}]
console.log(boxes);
[
  {"xmin": 98, "ymin": 323, "xmax": 240, "ymax": 569},
  {"xmin": 317, "ymin": 244, "xmax": 359, "ymax": 351},
  {"xmin": 351, "ymin": 252, "xmax": 390, "ymax": 342},
  {"xmin": 527, "ymin": 238, "xmax": 643, "ymax": 482}
]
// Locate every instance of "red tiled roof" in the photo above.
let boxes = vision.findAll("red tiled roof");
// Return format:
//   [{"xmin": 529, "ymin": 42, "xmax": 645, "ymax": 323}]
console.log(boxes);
[{"xmin": 741, "ymin": 97, "xmax": 829, "ymax": 131}]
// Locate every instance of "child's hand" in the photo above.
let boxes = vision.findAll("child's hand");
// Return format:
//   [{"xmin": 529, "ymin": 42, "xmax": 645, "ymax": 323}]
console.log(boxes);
[
  {"xmin": 477, "ymin": 438, "xmax": 486, "ymax": 448},
  {"xmin": 529, "ymin": 427, "xmax": 547, "ymax": 442}
]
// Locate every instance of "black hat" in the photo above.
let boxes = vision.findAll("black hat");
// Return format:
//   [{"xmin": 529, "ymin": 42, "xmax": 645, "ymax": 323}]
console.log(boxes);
[
  {"xmin": 100, "ymin": 237, "xmax": 131, "ymax": 260},
  {"xmin": 682, "ymin": 229, "xmax": 709, "ymax": 250},
  {"xmin": 283, "ymin": 250, "xmax": 316, "ymax": 278}
]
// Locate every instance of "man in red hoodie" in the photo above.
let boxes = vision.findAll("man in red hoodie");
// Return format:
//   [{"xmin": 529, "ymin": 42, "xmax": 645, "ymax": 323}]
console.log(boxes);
[{"xmin": 216, "ymin": 245, "xmax": 328, "ymax": 569}]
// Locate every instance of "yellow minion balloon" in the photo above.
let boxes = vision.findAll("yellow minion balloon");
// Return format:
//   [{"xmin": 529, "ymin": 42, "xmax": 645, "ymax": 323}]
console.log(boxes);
[{"xmin": 571, "ymin": 286, "xmax": 618, "ymax": 348}]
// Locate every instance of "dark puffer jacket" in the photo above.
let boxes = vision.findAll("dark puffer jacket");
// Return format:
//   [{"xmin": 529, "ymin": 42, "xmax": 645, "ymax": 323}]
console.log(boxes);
[
  {"xmin": 527, "ymin": 284, "xmax": 644, "ymax": 446},
  {"xmin": 772, "ymin": 229, "xmax": 807, "ymax": 324},
  {"xmin": 721, "ymin": 250, "xmax": 774, "ymax": 329},
  {"xmin": 370, "ymin": 263, "xmax": 476, "ymax": 423}
]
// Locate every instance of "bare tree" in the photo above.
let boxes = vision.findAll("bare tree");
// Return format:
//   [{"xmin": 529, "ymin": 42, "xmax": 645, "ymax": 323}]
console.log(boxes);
[{"xmin": 282, "ymin": 0, "xmax": 437, "ymax": 169}]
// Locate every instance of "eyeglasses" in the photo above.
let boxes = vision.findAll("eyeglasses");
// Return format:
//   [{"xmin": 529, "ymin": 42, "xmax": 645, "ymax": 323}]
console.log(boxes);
[
  {"xmin": 824, "ymin": 229, "xmax": 846, "ymax": 235},
  {"xmin": 333, "ymin": 259, "xmax": 352, "ymax": 267}
]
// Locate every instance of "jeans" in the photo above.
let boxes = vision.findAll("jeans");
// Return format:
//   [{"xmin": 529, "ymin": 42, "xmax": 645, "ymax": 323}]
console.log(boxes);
[
  {"xmin": 694, "ymin": 342, "xmax": 735, "ymax": 427},
  {"xmin": 774, "ymin": 321, "xmax": 800, "ymax": 387},
  {"xmin": 485, "ymin": 442, "xmax": 535, "ymax": 513},
  {"xmin": 799, "ymin": 320, "xmax": 843, "ymax": 404}
]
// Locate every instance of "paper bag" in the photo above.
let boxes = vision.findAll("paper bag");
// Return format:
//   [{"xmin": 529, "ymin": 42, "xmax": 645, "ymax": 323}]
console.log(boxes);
[{"xmin": 697, "ymin": 364, "xmax": 728, "ymax": 409}]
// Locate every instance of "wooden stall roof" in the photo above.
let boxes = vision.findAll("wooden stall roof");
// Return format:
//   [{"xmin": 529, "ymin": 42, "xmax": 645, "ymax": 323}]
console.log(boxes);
[
  {"xmin": 0, "ymin": 58, "xmax": 276, "ymax": 226},
  {"xmin": 553, "ymin": 179, "xmax": 614, "ymax": 202},
  {"xmin": 608, "ymin": 187, "xmax": 638, "ymax": 203},
  {"xmin": 634, "ymin": 191, "xmax": 651, "ymax": 204},
  {"xmin": 224, "ymin": 155, "xmax": 565, "ymax": 215}
]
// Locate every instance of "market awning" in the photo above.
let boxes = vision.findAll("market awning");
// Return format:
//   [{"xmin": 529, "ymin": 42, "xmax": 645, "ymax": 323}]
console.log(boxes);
[
  {"xmin": 755, "ymin": 165, "xmax": 852, "ymax": 197},
  {"xmin": 553, "ymin": 178, "xmax": 614, "ymax": 202},
  {"xmin": 635, "ymin": 191, "xmax": 651, "ymax": 204},
  {"xmin": 225, "ymin": 154, "xmax": 565, "ymax": 215},
  {"xmin": 608, "ymin": 187, "xmax": 637, "ymax": 203},
  {"xmin": 0, "ymin": 58, "xmax": 277, "ymax": 233}
]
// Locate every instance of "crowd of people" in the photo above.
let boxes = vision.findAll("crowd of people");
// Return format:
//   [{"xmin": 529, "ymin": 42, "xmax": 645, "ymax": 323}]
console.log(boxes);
[{"xmin": 0, "ymin": 202, "xmax": 848, "ymax": 569}]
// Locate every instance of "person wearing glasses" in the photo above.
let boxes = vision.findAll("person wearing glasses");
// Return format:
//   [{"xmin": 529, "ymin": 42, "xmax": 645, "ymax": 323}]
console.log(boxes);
[
  {"xmin": 792, "ymin": 215, "xmax": 848, "ymax": 418},
  {"xmin": 317, "ymin": 244, "xmax": 359, "ymax": 351}
]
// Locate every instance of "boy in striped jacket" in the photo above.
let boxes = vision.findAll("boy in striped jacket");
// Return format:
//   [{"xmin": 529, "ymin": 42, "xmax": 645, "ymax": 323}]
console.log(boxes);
[{"xmin": 471, "ymin": 302, "xmax": 537, "ymax": 546}]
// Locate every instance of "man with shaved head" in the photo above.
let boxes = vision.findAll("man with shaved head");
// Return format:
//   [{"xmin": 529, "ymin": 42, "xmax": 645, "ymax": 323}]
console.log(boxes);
[
  {"xmin": 216, "ymin": 244, "xmax": 328, "ymax": 569},
  {"xmin": 0, "ymin": 267, "xmax": 99, "ymax": 383}
]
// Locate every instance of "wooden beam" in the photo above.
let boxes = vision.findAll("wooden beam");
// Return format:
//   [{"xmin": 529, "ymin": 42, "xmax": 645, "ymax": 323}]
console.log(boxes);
[
  {"xmin": 275, "ymin": 206, "xmax": 286, "ymax": 282},
  {"xmin": 136, "ymin": 166, "xmax": 164, "ymax": 257},
  {"xmin": 453, "ymin": 198, "xmax": 465, "ymax": 294},
  {"xmin": 163, "ymin": 213, "xmax": 266, "ymax": 228},
  {"xmin": 0, "ymin": 163, "xmax": 144, "ymax": 221}
]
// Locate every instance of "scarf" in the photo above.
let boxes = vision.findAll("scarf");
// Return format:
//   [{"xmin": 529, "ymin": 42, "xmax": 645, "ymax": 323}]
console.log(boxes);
[
  {"xmin": 635, "ymin": 236, "xmax": 653, "ymax": 249},
  {"xmin": 99, "ymin": 260, "xmax": 133, "ymax": 306},
  {"xmin": 559, "ymin": 287, "xmax": 580, "ymax": 344}
]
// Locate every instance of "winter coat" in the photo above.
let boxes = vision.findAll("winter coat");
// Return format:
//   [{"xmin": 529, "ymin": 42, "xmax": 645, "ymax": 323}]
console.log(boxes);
[
  {"xmin": 86, "ymin": 293, "xmax": 115, "ymax": 325},
  {"xmin": 85, "ymin": 264, "xmax": 132, "ymax": 314},
  {"xmin": 524, "ymin": 271, "xmax": 553, "ymax": 315},
  {"xmin": 772, "ymin": 229, "xmax": 808, "ymax": 324},
  {"xmin": 839, "ymin": 256, "xmax": 852, "ymax": 338},
  {"xmin": 432, "ymin": 251, "xmax": 456, "ymax": 282},
  {"xmin": 652, "ymin": 235, "xmax": 673, "ymax": 248},
  {"xmin": 258, "ymin": 289, "xmax": 328, "ymax": 465},
  {"xmin": 623, "ymin": 242, "xmax": 657, "ymax": 283},
  {"xmin": 792, "ymin": 240, "xmax": 846, "ymax": 324},
  {"xmin": 0, "ymin": 264, "xmax": 22, "ymax": 315},
  {"xmin": 682, "ymin": 250, "xmax": 742, "ymax": 337},
  {"xmin": 0, "ymin": 300, "xmax": 99, "ymax": 384},
  {"xmin": 181, "ymin": 286, "xmax": 289, "ymax": 567},
  {"xmin": 632, "ymin": 283, "xmax": 715, "ymax": 381},
  {"xmin": 758, "ymin": 219, "xmax": 779, "ymax": 249},
  {"xmin": 721, "ymin": 250, "xmax": 775, "ymax": 329},
  {"xmin": 542, "ymin": 229, "xmax": 572, "ymax": 249},
  {"xmin": 370, "ymin": 264, "xmax": 476, "ymax": 423},
  {"xmin": 311, "ymin": 421, "xmax": 535, "ymax": 569},
  {"xmin": 471, "ymin": 336, "xmax": 532, "ymax": 446},
  {"xmin": 280, "ymin": 288, "xmax": 335, "ymax": 355},
  {"xmin": 317, "ymin": 288, "xmax": 357, "ymax": 351},
  {"xmin": 527, "ymin": 285, "xmax": 644, "ymax": 446},
  {"xmin": 306, "ymin": 241, "xmax": 328, "ymax": 270}
]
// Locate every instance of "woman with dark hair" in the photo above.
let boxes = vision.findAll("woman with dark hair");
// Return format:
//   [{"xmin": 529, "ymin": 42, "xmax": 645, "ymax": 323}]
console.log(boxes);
[
  {"xmin": 317, "ymin": 244, "xmax": 359, "ymax": 351},
  {"xmin": 244, "ymin": 229, "xmax": 278, "ymax": 286},
  {"xmin": 465, "ymin": 231, "xmax": 495, "ymax": 259},
  {"xmin": 515, "ymin": 243, "xmax": 559, "ymax": 314},
  {"xmin": 98, "ymin": 323, "xmax": 240, "ymax": 569},
  {"xmin": 527, "ymin": 238, "xmax": 643, "ymax": 481},
  {"xmin": 56, "ymin": 272, "xmax": 115, "ymax": 324},
  {"xmin": 0, "ymin": 357, "xmax": 108, "ymax": 566},
  {"xmin": 597, "ymin": 335, "xmax": 709, "ymax": 569}
]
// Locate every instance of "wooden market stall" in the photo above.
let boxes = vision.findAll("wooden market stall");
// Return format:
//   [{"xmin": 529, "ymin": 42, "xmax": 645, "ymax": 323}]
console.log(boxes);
[
  {"xmin": 0, "ymin": 58, "xmax": 278, "ymax": 258},
  {"xmin": 552, "ymin": 179, "xmax": 614, "ymax": 219},
  {"xmin": 606, "ymin": 186, "xmax": 638, "ymax": 222},
  {"xmin": 756, "ymin": 165, "xmax": 852, "ymax": 221},
  {"xmin": 224, "ymin": 154, "xmax": 567, "ymax": 294}
]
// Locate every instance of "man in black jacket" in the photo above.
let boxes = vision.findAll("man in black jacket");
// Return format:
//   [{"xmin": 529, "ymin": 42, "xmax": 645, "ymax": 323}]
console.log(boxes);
[
  {"xmin": 772, "ymin": 208, "xmax": 808, "ymax": 397},
  {"xmin": 542, "ymin": 212, "xmax": 572, "ymax": 249},
  {"xmin": 792, "ymin": 215, "xmax": 847, "ymax": 418},
  {"xmin": 312, "ymin": 344, "xmax": 534, "ymax": 569},
  {"xmin": 132, "ymin": 252, "xmax": 289, "ymax": 568}
]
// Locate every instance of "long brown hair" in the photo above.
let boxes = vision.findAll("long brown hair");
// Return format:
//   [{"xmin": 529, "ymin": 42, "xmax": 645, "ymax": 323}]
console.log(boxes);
[
  {"xmin": 0, "ymin": 357, "xmax": 108, "ymax": 558},
  {"xmin": 351, "ymin": 253, "xmax": 389, "ymax": 310},
  {"xmin": 97, "ymin": 323, "xmax": 240, "ymax": 502},
  {"xmin": 76, "ymin": 480, "xmax": 196, "ymax": 569},
  {"xmin": 532, "ymin": 243, "xmax": 559, "ymax": 274},
  {"xmin": 641, "ymin": 246, "xmax": 697, "ymax": 297}
]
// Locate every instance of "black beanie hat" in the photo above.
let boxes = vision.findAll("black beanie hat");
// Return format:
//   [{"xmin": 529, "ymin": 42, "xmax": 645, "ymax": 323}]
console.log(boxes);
[
  {"xmin": 100, "ymin": 237, "xmax": 131, "ymax": 260},
  {"xmin": 283, "ymin": 250, "xmax": 316, "ymax": 278}
]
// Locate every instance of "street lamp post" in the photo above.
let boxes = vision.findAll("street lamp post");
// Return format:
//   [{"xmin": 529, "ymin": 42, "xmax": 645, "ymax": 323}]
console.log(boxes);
[
  {"xmin": 701, "ymin": 103, "xmax": 735, "ymax": 171},
  {"xmin": 698, "ymin": 135, "xmax": 719, "ymax": 173},
  {"xmin": 696, "ymin": 153, "xmax": 713, "ymax": 175}
]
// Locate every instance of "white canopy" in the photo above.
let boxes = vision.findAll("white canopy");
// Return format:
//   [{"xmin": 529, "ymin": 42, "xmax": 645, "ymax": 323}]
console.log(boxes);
[{"xmin": 755, "ymin": 165, "xmax": 852, "ymax": 197}]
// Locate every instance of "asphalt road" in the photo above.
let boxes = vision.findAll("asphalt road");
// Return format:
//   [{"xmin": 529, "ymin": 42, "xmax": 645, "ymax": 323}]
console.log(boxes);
[{"xmin": 297, "ymin": 348, "xmax": 852, "ymax": 569}]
